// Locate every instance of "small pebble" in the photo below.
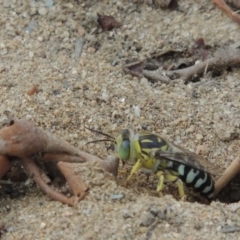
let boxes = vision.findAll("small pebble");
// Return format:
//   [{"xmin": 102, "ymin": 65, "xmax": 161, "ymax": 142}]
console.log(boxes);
[
  {"xmin": 87, "ymin": 47, "xmax": 96, "ymax": 54},
  {"xmin": 111, "ymin": 59, "xmax": 118, "ymax": 66},
  {"xmin": 37, "ymin": 36, "xmax": 43, "ymax": 42},
  {"xmin": 221, "ymin": 225, "xmax": 240, "ymax": 233},
  {"xmin": 45, "ymin": 0, "xmax": 55, "ymax": 7},
  {"xmin": 194, "ymin": 221, "xmax": 202, "ymax": 230},
  {"xmin": 122, "ymin": 209, "xmax": 134, "ymax": 219},
  {"xmin": 141, "ymin": 123, "xmax": 148, "ymax": 130},
  {"xmin": 138, "ymin": 227, "xmax": 148, "ymax": 234},
  {"xmin": 196, "ymin": 134, "xmax": 203, "ymax": 140},
  {"xmin": 110, "ymin": 194, "xmax": 123, "ymax": 200},
  {"xmin": 133, "ymin": 106, "xmax": 140, "ymax": 117},
  {"xmin": 140, "ymin": 78, "xmax": 149, "ymax": 86},
  {"xmin": 140, "ymin": 212, "xmax": 155, "ymax": 227},
  {"xmin": 102, "ymin": 92, "xmax": 109, "ymax": 102},
  {"xmin": 3, "ymin": 0, "xmax": 12, "ymax": 7},
  {"xmin": 186, "ymin": 125, "xmax": 195, "ymax": 133},
  {"xmin": 40, "ymin": 222, "xmax": 46, "ymax": 229},
  {"xmin": 0, "ymin": 49, "xmax": 7, "ymax": 55},
  {"xmin": 29, "ymin": 51, "xmax": 34, "ymax": 58},
  {"xmin": 25, "ymin": 20, "xmax": 38, "ymax": 33},
  {"xmin": 75, "ymin": 37, "xmax": 85, "ymax": 58},
  {"xmin": 38, "ymin": 7, "xmax": 48, "ymax": 15}
]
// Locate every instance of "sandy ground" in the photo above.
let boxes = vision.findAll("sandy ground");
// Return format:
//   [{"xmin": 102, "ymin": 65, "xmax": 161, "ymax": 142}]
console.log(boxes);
[{"xmin": 1, "ymin": 0, "xmax": 240, "ymax": 239}]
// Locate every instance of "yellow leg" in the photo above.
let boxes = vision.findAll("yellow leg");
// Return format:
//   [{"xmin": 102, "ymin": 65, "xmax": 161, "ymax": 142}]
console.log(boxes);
[
  {"xmin": 156, "ymin": 171, "xmax": 164, "ymax": 197},
  {"xmin": 127, "ymin": 159, "xmax": 143, "ymax": 181},
  {"xmin": 165, "ymin": 174, "xmax": 186, "ymax": 199},
  {"xmin": 175, "ymin": 178, "xmax": 185, "ymax": 199},
  {"xmin": 156, "ymin": 171, "xmax": 165, "ymax": 192},
  {"xmin": 156, "ymin": 171, "xmax": 186, "ymax": 199}
]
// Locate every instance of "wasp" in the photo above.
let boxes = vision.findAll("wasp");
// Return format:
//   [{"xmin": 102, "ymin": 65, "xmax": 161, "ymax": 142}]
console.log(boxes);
[{"xmin": 86, "ymin": 128, "xmax": 218, "ymax": 200}]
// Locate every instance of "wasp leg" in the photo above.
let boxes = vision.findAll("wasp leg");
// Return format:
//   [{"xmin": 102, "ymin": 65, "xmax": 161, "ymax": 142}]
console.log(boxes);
[
  {"xmin": 155, "ymin": 171, "xmax": 164, "ymax": 197},
  {"xmin": 165, "ymin": 174, "xmax": 186, "ymax": 200},
  {"xmin": 127, "ymin": 159, "xmax": 143, "ymax": 181}
]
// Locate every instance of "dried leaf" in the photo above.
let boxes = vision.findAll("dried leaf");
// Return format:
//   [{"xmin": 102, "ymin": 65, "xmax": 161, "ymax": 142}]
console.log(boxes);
[{"xmin": 97, "ymin": 13, "xmax": 121, "ymax": 31}]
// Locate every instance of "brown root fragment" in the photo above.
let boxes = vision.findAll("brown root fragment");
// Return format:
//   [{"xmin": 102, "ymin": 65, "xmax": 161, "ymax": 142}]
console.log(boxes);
[
  {"xmin": 212, "ymin": 0, "xmax": 240, "ymax": 25},
  {"xmin": 214, "ymin": 156, "xmax": 240, "ymax": 198},
  {"xmin": 43, "ymin": 153, "xmax": 119, "ymax": 177},
  {"xmin": 57, "ymin": 162, "xmax": 89, "ymax": 202},
  {"xmin": 143, "ymin": 48, "xmax": 240, "ymax": 83},
  {"xmin": 0, "ymin": 155, "xmax": 12, "ymax": 179},
  {"xmin": 21, "ymin": 157, "xmax": 77, "ymax": 206}
]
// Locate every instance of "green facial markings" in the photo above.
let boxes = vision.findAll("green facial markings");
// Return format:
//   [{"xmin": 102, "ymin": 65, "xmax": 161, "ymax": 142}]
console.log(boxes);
[
  {"xmin": 118, "ymin": 139, "xmax": 130, "ymax": 160},
  {"xmin": 115, "ymin": 129, "xmax": 131, "ymax": 161}
]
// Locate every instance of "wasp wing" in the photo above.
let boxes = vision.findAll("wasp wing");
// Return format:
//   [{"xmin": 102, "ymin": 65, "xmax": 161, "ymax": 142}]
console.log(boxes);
[{"xmin": 154, "ymin": 150, "xmax": 221, "ymax": 177}]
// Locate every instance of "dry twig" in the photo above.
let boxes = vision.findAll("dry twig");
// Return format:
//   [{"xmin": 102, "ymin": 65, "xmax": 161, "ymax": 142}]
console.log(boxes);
[{"xmin": 143, "ymin": 48, "xmax": 240, "ymax": 83}]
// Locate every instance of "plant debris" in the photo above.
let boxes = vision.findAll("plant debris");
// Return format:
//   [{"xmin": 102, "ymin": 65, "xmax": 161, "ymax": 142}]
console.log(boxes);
[
  {"xmin": 125, "ymin": 47, "xmax": 240, "ymax": 83},
  {"xmin": 97, "ymin": 13, "xmax": 121, "ymax": 31}
]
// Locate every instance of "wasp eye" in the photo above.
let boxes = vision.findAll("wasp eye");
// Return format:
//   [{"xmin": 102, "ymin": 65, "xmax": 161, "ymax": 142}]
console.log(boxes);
[{"xmin": 118, "ymin": 140, "xmax": 130, "ymax": 160}]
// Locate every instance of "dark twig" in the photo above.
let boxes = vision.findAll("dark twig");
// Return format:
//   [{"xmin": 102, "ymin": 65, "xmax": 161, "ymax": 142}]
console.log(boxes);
[{"xmin": 143, "ymin": 48, "xmax": 240, "ymax": 83}]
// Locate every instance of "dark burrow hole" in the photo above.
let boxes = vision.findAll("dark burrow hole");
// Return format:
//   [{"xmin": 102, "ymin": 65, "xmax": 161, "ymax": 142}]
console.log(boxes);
[{"xmin": 216, "ymin": 172, "xmax": 240, "ymax": 203}]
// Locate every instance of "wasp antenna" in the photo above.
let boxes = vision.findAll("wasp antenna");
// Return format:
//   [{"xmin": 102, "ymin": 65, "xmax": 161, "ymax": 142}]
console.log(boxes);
[
  {"xmin": 85, "ymin": 126, "xmax": 115, "ymax": 139},
  {"xmin": 86, "ymin": 139, "xmax": 114, "ymax": 145}
]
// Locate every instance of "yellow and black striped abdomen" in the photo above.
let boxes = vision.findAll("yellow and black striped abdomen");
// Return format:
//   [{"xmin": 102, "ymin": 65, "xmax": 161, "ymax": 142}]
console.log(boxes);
[
  {"xmin": 177, "ymin": 164, "xmax": 214, "ymax": 199},
  {"xmin": 159, "ymin": 161, "xmax": 214, "ymax": 199}
]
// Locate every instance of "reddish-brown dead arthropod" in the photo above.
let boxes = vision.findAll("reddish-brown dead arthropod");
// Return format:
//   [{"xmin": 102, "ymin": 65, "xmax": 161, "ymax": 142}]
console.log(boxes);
[{"xmin": 0, "ymin": 119, "xmax": 119, "ymax": 206}]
